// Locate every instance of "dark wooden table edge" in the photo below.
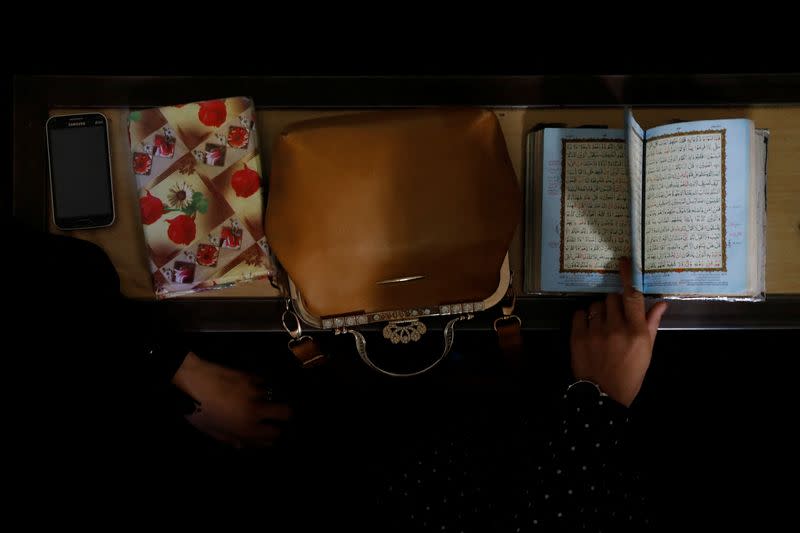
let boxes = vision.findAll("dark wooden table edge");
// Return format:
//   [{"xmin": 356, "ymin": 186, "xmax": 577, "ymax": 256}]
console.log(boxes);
[{"xmin": 149, "ymin": 294, "xmax": 800, "ymax": 333}]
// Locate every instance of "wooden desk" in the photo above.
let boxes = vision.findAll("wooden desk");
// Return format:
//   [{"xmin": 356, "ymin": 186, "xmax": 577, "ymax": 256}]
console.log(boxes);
[{"xmin": 13, "ymin": 75, "xmax": 800, "ymax": 330}]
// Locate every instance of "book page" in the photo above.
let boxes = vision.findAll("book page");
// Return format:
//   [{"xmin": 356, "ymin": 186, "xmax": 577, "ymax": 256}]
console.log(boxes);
[
  {"xmin": 643, "ymin": 119, "xmax": 754, "ymax": 295},
  {"xmin": 538, "ymin": 128, "xmax": 627, "ymax": 293},
  {"xmin": 625, "ymin": 109, "xmax": 645, "ymax": 291},
  {"xmin": 645, "ymin": 130, "xmax": 726, "ymax": 271},
  {"xmin": 561, "ymin": 139, "xmax": 630, "ymax": 272}
]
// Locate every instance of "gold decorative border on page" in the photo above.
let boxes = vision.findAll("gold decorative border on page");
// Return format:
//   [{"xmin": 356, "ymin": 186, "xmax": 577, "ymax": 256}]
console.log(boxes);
[
  {"xmin": 643, "ymin": 129, "xmax": 727, "ymax": 273},
  {"xmin": 560, "ymin": 138, "xmax": 626, "ymax": 274}
]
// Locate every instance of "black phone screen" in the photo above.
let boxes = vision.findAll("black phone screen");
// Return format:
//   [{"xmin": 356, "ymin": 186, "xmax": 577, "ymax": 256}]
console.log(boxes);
[{"xmin": 47, "ymin": 114, "xmax": 114, "ymax": 228}]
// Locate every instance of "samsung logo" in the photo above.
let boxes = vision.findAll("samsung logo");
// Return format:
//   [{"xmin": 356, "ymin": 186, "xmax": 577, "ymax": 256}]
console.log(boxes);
[{"xmin": 69, "ymin": 122, "xmax": 86, "ymax": 126}]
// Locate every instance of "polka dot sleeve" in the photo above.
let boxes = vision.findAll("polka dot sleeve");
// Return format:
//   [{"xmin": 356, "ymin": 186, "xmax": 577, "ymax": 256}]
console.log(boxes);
[
  {"xmin": 373, "ymin": 382, "xmax": 649, "ymax": 532},
  {"xmin": 504, "ymin": 380, "xmax": 649, "ymax": 532}
]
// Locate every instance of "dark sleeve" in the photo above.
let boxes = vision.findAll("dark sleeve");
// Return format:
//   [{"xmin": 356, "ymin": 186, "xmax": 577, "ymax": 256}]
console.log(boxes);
[
  {"xmin": 125, "ymin": 298, "xmax": 195, "ymax": 416},
  {"xmin": 10, "ymin": 223, "xmax": 199, "ymax": 479},
  {"xmin": 373, "ymin": 380, "xmax": 649, "ymax": 532},
  {"xmin": 13, "ymin": 225, "xmax": 191, "ymax": 414},
  {"xmin": 512, "ymin": 380, "xmax": 649, "ymax": 531},
  {"xmin": 80, "ymin": 244, "xmax": 195, "ymax": 416}
]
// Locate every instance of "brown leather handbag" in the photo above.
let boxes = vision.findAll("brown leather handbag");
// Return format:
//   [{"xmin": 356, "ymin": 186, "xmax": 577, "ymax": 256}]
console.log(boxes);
[{"xmin": 266, "ymin": 109, "xmax": 522, "ymax": 376}]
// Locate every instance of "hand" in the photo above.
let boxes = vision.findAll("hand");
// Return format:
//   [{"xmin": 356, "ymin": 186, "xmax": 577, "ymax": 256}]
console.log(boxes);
[
  {"xmin": 570, "ymin": 258, "xmax": 669, "ymax": 407},
  {"xmin": 171, "ymin": 352, "xmax": 292, "ymax": 448}
]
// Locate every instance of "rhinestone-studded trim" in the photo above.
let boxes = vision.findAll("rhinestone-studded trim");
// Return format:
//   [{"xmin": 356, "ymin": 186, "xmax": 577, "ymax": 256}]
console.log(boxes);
[{"xmin": 320, "ymin": 301, "xmax": 484, "ymax": 330}]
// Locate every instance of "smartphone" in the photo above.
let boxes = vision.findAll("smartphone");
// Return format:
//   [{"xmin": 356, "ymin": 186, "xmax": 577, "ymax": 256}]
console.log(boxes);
[{"xmin": 46, "ymin": 113, "xmax": 115, "ymax": 230}]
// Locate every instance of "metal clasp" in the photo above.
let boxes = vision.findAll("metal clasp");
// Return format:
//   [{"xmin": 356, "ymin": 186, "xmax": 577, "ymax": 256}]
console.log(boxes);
[
  {"xmin": 281, "ymin": 298, "xmax": 302, "ymax": 340},
  {"xmin": 493, "ymin": 314, "xmax": 522, "ymax": 332},
  {"xmin": 501, "ymin": 284, "xmax": 517, "ymax": 317},
  {"xmin": 495, "ymin": 280, "xmax": 521, "ymax": 331}
]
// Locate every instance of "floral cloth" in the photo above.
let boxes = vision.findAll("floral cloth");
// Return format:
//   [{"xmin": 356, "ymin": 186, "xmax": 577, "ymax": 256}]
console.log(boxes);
[{"xmin": 129, "ymin": 97, "xmax": 271, "ymax": 298}]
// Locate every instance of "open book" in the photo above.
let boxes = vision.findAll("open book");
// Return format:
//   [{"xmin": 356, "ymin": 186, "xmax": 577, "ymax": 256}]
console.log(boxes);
[{"xmin": 524, "ymin": 110, "xmax": 767, "ymax": 299}]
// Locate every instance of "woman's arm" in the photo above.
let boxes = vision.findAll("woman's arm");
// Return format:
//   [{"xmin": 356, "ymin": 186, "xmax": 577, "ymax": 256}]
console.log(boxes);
[{"xmin": 523, "ymin": 257, "xmax": 668, "ymax": 530}]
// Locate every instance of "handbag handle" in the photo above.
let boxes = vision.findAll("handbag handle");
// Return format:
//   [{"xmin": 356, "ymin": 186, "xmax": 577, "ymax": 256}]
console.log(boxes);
[{"xmin": 347, "ymin": 314, "xmax": 473, "ymax": 378}]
